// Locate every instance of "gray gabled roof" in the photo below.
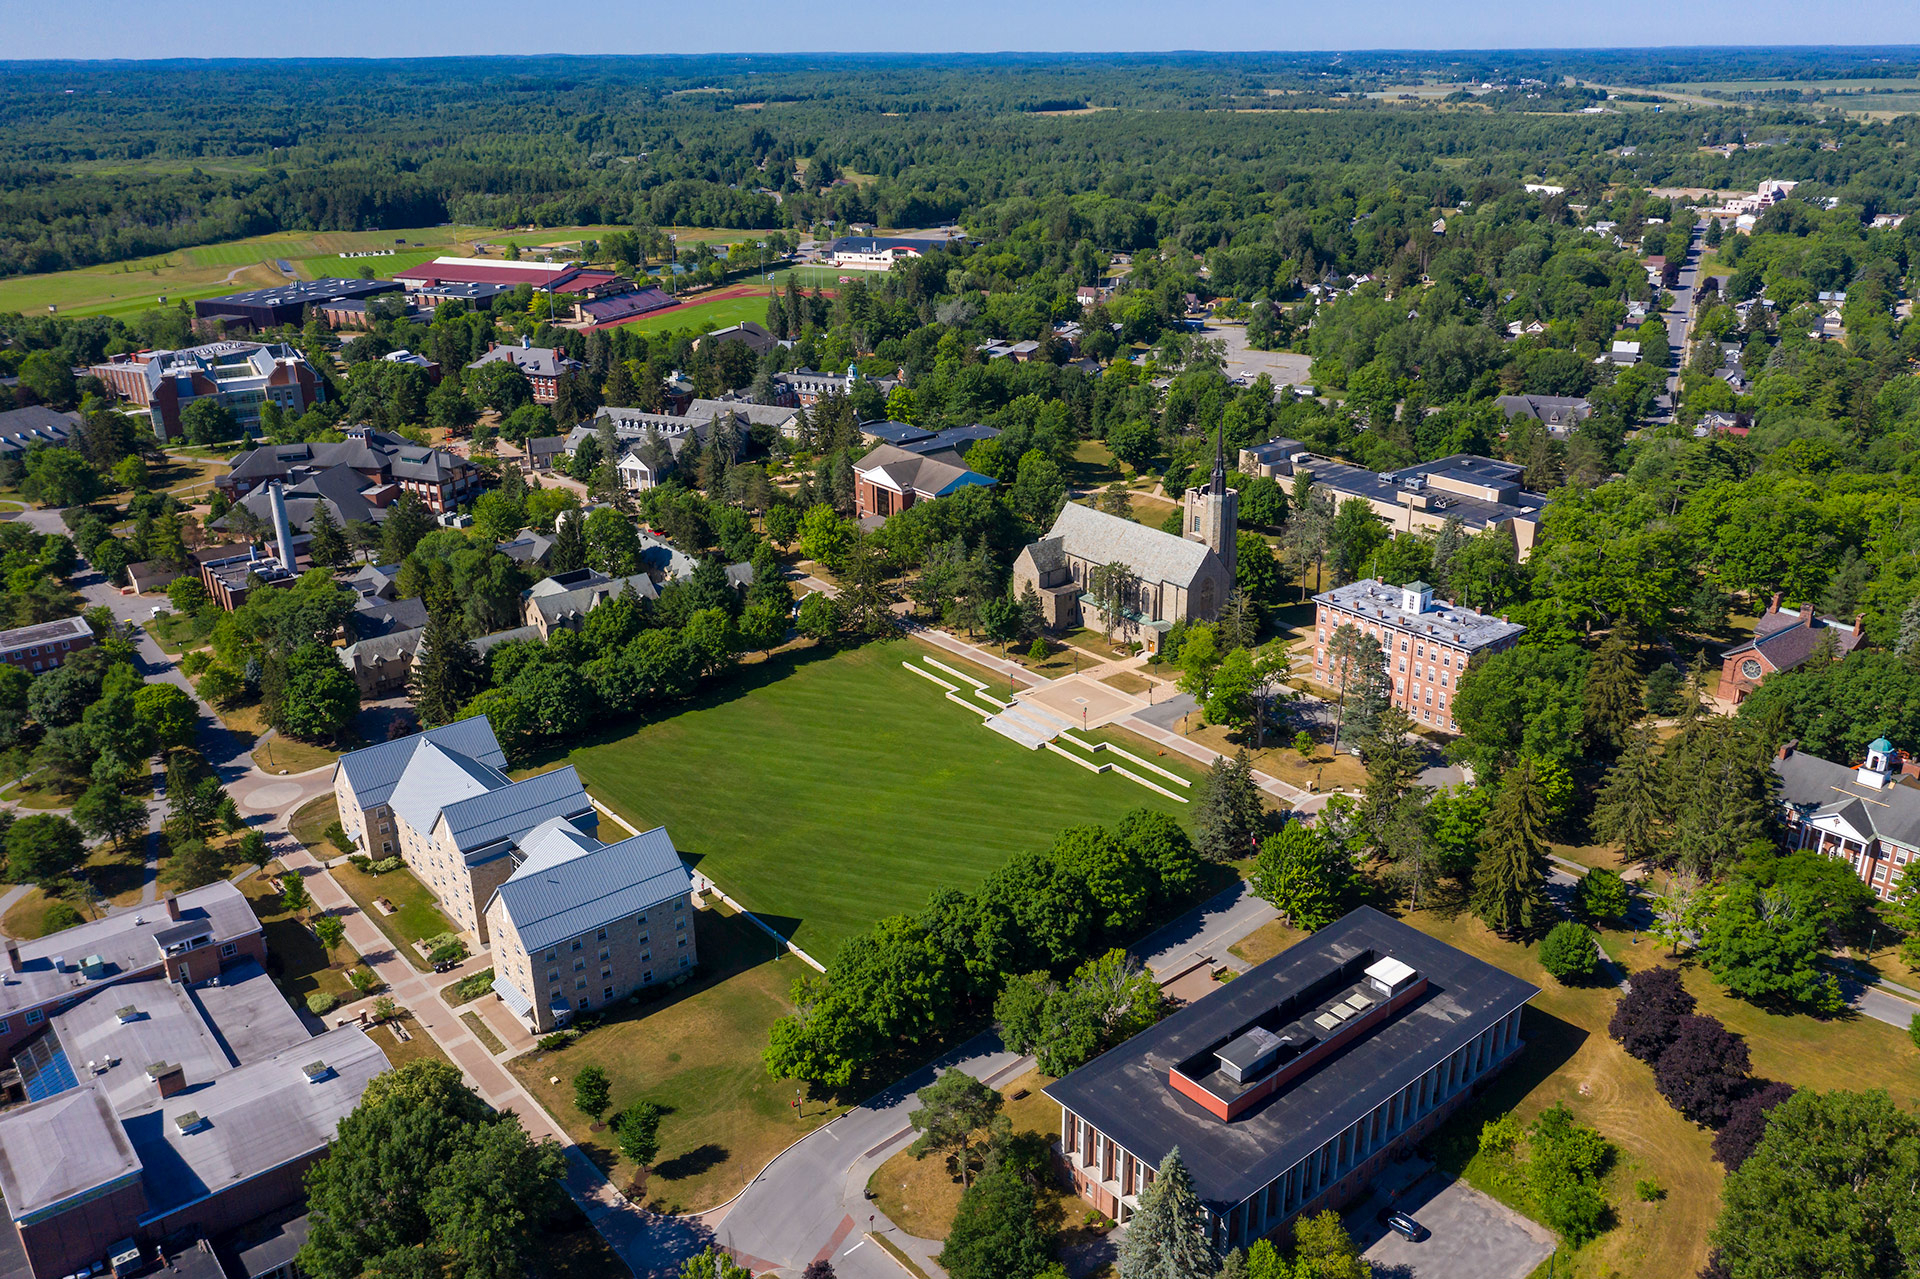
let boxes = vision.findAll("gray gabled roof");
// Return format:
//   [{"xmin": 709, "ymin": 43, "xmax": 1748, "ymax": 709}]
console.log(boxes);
[
  {"xmin": 332, "ymin": 716, "xmax": 508, "ymax": 812},
  {"xmin": 1034, "ymin": 501, "xmax": 1217, "ymax": 589},
  {"xmin": 0, "ymin": 1083, "xmax": 142, "ymax": 1219},
  {"xmin": 1774, "ymin": 747, "xmax": 1920, "ymax": 850},
  {"xmin": 489, "ymin": 825, "xmax": 691, "ymax": 953},
  {"xmin": 389, "ymin": 741, "xmax": 513, "ymax": 841},
  {"xmin": 438, "ymin": 766, "xmax": 593, "ymax": 863}
]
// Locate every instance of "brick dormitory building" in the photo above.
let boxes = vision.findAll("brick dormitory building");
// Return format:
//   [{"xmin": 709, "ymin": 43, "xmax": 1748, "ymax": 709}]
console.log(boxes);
[
  {"xmin": 1045, "ymin": 909, "xmax": 1537, "ymax": 1253},
  {"xmin": 1311, "ymin": 580, "xmax": 1525, "ymax": 734}
]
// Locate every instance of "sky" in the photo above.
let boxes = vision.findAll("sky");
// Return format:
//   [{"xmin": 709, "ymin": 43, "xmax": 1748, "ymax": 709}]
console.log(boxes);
[{"xmin": 9, "ymin": 0, "xmax": 1920, "ymax": 60}]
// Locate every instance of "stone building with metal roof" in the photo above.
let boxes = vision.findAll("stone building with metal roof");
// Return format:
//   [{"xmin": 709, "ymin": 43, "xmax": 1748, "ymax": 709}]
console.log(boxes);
[
  {"xmin": 1045, "ymin": 908, "xmax": 1535, "ymax": 1252},
  {"xmin": 483, "ymin": 822, "xmax": 697, "ymax": 1032}
]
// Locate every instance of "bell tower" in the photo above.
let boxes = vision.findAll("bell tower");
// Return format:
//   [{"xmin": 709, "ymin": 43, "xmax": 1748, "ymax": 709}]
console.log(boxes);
[{"xmin": 1183, "ymin": 420, "xmax": 1238, "ymax": 586}]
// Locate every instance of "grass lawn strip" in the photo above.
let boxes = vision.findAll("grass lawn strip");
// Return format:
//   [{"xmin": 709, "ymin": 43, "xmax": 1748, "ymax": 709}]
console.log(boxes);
[
  {"xmin": 374, "ymin": 1012, "xmax": 456, "ymax": 1071},
  {"xmin": 504, "ymin": 904, "xmax": 850, "ymax": 1213},
  {"xmin": 288, "ymin": 796, "xmax": 340, "ymax": 857},
  {"xmin": 563, "ymin": 640, "xmax": 1200, "ymax": 960},
  {"xmin": 460, "ymin": 1010, "xmax": 506, "ymax": 1054},
  {"xmin": 243, "ymin": 863, "xmax": 359, "ymax": 1004},
  {"xmin": 329, "ymin": 859, "xmax": 455, "ymax": 972}
]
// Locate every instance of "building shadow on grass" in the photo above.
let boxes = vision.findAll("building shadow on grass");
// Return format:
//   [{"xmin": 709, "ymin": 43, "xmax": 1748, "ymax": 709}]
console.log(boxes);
[{"xmin": 1421, "ymin": 1005, "xmax": 1589, "ymax": 1177}]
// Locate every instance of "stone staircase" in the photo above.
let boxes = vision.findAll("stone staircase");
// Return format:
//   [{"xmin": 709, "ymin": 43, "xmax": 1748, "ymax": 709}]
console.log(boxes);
[{"xmin": 984, "ymin": 699, "xmax": 1076, "ymax": 750}]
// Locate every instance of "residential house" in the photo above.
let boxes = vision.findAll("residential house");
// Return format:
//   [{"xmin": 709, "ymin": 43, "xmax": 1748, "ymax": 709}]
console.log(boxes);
[
  {"xmin": 526, "ymin": 436, "xmax": 568, "ymax": 472},
  {"xmin": 692, "ymin": 322, "xmax": 778, "ymax": 356},
  {"xmin": 521, "ymin": 569, "xmax": 660, "ymax": 639},
  {"xmin": 1495, "ymin": 394, "xmax": 1592, "ymax": 439},
  {"xmin": 1311, "ymin": 580, "xmax": 1525, "ymax": 734}
]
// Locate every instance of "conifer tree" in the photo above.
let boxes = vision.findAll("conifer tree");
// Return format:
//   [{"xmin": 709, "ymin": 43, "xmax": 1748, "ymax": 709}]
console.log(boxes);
[
  {"xmin": 410, "ymin": 608, "xmax": 484, "ymax": 728},
  {"xmin": 1193, "ymin": 750, "xmax": 1264, "ymax": 863},
  {"xmin": 1581, "ymin": 624, "xmax": 1644, "ymax": 753},
  {"xmin": 1118, "ymin": 1149, "xmax": 1217, "ymax": 1279},
  {"xmin": 1594, "ymin": 728, "xmax": 1667, "ymax": 865},
  {"xmin": 307, "ymin": 502, "xmax": 348, "ymax": 569},
  {"xmin": 1472, "ymin": 756, "xmax": 1556, "ymax": 937},
  {"xmin": 550, "ymin": 510, "xmax": 586, "ymax": 573}
]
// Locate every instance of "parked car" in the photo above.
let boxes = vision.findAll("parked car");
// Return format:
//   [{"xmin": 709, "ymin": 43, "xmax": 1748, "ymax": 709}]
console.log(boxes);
[{"xmin": 1384, "ymin": 1211, "xmax": 1426, "ymax": 1242}]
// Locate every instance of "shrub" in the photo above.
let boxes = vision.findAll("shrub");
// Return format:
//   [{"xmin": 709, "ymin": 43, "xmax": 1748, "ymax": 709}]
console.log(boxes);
[
  {"xmin": 449, "ymin": 968, "xmax": 496, "ymax": 1003},
  {"xmin": 1538, "ymin": 921, "xmax": 1599, "ymax": 984},
  {"xmin": 347, "ymin": 854, "xmax": 372, "ymax": 872},
  {"xmin": 538, "ymin": 1030, "xmax": 578, "ymax": 1051},
  {"xmin": 1527, "ymin": 1104, "xmax": 1615, "ymax": 1246},
  {"xmin": 1910, "ymin": 1013, "xmax": 1920, "ymax": 1053},
  {"xmin": 372, "ymin": 995, "xmax": 397, "ymax": 1022},
  {"xmin": 428, "ymin": 938, "xmax": 468, "ymax": 965},
  {"xmin": 307, "ymin": 991, "xmax": 339, "ymax": 1016},
  {"xmin": 1027, "ymin": 637, "xmax": 1049, "ymax": 662},
  {"xmin": 348, "ymin": 968, "xmax": 379, "ymax": 994},
  {"xmin": 43, "ymin": 902, "xmax": 83, "ymax": 932},
  {"xmin": 324, "ymin": 821, "xmax": 354, "ymax": 857},
  {"xmin": 1636, "ymin": 1177, "xmax": 1665, "ymax": 1202},
  {"xmin": 179, "ymin": 650, "xmax": 212, "ymax": 677},
  {"xmin": 1478, "ymin": 1115, "xmax": 1521, "ymax": 1156},
  {"xmin": 1609, "ymin": 966, "xmax": 1697, "ymax": 1063},
  {"xmin": 372, "ymin": 856, "xmax": 403, "ymax": 874}
]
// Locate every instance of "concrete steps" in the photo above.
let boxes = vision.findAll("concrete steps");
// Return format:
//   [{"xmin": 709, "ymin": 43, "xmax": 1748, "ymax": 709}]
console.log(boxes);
[{"xmin": 985, "ymin": 714, "xmax": 1050, "ymax": 750}]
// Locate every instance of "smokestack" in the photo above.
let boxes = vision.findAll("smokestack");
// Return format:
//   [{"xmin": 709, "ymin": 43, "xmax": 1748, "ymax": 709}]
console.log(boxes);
[
  {"xmin": 269, "ymin": 482, "xmax": 296, "ymax": 570},
  {"xmin": 163, "ymin": 893, "xmax": 180, "ymax": 921}
]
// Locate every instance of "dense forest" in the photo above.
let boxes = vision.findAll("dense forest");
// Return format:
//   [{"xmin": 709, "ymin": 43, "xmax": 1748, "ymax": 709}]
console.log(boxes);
[{"xmin": 5, "ymin": 51, "xmax": 1920, "ymax": 276}]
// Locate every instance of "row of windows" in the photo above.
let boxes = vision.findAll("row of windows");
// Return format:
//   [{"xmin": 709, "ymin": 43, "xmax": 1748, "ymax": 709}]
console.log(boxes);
[
  {"xmin": 543, "ymin": 901, "xmax": 687, "ymax": 963},
  {"xmin": 1316, "ymin": 622, "xmax": 1465, "ymax": 667},
  {"xmin": 547, "ymin": 955, "xmax": 693, "ymax": 1008}
]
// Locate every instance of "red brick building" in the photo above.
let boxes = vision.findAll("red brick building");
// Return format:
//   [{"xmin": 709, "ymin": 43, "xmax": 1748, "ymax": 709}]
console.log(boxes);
[
  {"xmin": 1718, "ymin": 594, "xmax": 1866, "ymax": 705},
  {"xmin": 1311, "ymin": 580, "xmax": 1525, "ymax": 735},
  {"xmin": 851, "ymin": 443, "xmax": 996, "ymax": 522},
  {"xmin": 467, "ymin": 340, "xmax": 586, "ymax": 404},
  {"xmin": 0, "ymin": 616, "xmax": 93, "ymax": 675},
  {"xmin": 88, "ymin": 342, "xmax": 325, "ymax": 441}
]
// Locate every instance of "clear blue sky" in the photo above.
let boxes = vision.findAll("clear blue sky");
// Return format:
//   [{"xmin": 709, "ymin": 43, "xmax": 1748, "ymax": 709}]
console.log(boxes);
[{"xmin": 10, "ymin": 1, "xmax": 1920, "ymax": 60}]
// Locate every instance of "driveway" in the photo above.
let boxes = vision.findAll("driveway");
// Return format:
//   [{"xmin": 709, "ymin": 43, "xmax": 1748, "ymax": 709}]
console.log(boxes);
[{"xmin": 1346, "ymin": 1165, "xmax": 1555, "ymax": 1279}]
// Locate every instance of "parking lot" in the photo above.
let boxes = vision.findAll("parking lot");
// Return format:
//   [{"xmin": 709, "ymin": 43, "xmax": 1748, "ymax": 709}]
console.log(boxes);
[{"xmin": 1345, "ymin": 1164, "xmax": 1556, "ymax": 1279}]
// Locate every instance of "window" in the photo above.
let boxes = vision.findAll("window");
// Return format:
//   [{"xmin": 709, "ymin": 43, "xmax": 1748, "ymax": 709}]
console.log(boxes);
[
  {"xmin": 599, "ymin": 948, "xmax": 610, "ymax": 962},
  {"xmin": 677, "ymin": 936, "xmax": 688, "ymax": 948},
  {"xmin": 637, "ymin": 931, "xmax": 649, "ymax": 945},
  {"xmin": 0, "ymin": 1019, "xmax": 9, "ymax": 1034},
  {"xmin": 25, "ymin": 1009, "xmax": 41, "ymax": 1026},
  {"xmin": 597, "ymin": 928, "xmax": 608, "ymax": 942},
  {"xmin": 547, "ymin": 970, "xmax": 559, "ymax": 984},
  {"xmin": 680, "ymin": 956, "xmax": 691, "ymax": 969},
  {"xmin": 604, "ymin": 986, "xmax": 614, "ymax": 1001},
  {"xmin": 673, "ymin": 900, "xmax": 684, "ymax": 913},
  {"xmin": 220, "ymin": 942, "xmax": 238, "ymax": 958},
  {"xmin": 571, "ymin": 940, "xmax": 583, "ymax": 952},
  {"xmin": 601, "ymin": 966, "xmax": 612, "ymax": 979},
  {"xmin": 641, "ymin": 950, "xmax": 651, "ymax": 963},
  {"xmin": 575, "ymin": 976, "xmax": 587, "ymax": 989},
  {"xmin": 574, "ymin": 958, "xmax": 586, "ymax": 972},
  {"xmin": 675, "ymin": 916, "xmax": 686, "ymax": 930},
  {"xmin": 643, "ymin": 970, "xmax": 653, "ymax": 984}
]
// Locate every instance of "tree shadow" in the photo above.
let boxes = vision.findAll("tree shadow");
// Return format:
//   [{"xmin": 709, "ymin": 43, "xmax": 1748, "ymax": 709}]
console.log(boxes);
[
  {"xmin": 652, "ymin": 1143, "xmax": 729, "ymax": 1181},
  {"xmin": 1422, "ymin": 1005, "xmax": 1589, "ymax": 1177}
]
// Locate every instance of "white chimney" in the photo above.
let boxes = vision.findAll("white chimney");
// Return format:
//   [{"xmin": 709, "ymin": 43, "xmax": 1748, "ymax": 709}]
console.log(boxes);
[{"xmin": 268, "ymin": 482, "xmax": 296, "ymax": 570}]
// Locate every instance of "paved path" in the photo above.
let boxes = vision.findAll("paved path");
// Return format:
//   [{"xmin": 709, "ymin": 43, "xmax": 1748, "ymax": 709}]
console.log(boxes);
[{"xmin": 1132, "ymin": 878, "xmax": 1279, "ymax": 978}]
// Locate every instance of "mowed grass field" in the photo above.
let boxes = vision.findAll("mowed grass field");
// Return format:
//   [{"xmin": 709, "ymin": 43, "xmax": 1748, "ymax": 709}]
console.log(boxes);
[
  {"xmin": 561, "ymin": 639, "xmax": 1201, "ymax": 960},
  {"xmin": 0, "ymin": 222, "xmax": 771, "ymax": 320}
]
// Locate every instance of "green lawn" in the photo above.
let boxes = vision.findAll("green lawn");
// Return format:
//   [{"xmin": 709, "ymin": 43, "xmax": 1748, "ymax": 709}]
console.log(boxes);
[
  {"xmin": 244, "ymin": 864, "xmax": 360, "ymax": 1005},
  {"xmin": 329, "ymin": 859, "xmax": 454, "ymax": 971},
  {"xmin": 614, "ymin": 288, "xmax": 777, "ymax": 336},
  {"xmin": 560, "ymin": 638, "xmax": 1201, "ymax": 960},
  {"xmin": 506, "ymin": 903, "xmax": 849, "ymax": 1212}
]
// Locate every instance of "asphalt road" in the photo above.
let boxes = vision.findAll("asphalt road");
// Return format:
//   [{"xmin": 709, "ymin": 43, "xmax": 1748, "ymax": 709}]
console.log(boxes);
[{"xmin": 1661, "ymin": 223, "xmax": 1705, "ymax": 407}]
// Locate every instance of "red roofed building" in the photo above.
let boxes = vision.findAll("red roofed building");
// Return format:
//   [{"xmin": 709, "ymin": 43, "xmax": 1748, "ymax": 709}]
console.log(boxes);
[{"xmin": 393, "ymin": 256, "xmax": 584, "ymax": 291}]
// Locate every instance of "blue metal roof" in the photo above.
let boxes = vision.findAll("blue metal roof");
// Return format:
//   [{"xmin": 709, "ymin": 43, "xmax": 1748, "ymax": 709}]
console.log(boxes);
[
  {"xmin": 387, "ymin": 741, "xmax": 513, "ymax": 842},
  {"xmin": 440, "ymin": 767, "xmax": 593, "ymax": 863},
  {"xmin": 489, "ymin": 826, "xmax": 692, "ymax": 953},
  {"xmin": 332, "ymin": 717, "xmax": 507, "ymax": 811}
]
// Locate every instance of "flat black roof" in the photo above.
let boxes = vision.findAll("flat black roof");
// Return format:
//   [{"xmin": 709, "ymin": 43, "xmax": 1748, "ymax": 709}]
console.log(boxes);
[
  {"xmin": 1044, "ymin": 907, "xmax": 1538, "ymax": 1210},
  {"xmin": 197, "ymin": 277, "xmax": 401, "ymax": 308}
]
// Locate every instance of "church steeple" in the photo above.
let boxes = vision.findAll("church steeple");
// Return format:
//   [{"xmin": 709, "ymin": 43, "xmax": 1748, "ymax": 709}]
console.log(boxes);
[{"xmin": 1211, "ymin": 418, "xmax": 1228, "ymax": 496}]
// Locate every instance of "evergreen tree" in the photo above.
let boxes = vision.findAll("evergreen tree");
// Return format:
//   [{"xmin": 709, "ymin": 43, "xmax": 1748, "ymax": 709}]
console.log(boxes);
[
  {"xmin": 1665, "ymin": 717, "xmax": 1773, "ymax": 878},
  {"xmin": 380, "ymin": 493, "xmax": 432, "ymax": 565},
  {"xmin": 1118, "ymin": 1149, "xmax": 1217, "ymax": 1279},
  {"xmin": 307, "ymin": 502, "xmax": 348, "ymax": 569},
  {"xmin": 550, "ymin": 511, "xmax": 587, "ymax": 573},
  {"xmin": 1471, "ymin": 756, "xmax": 1556, "ymax": 937},
  {"xmin": 603, "ymin": 362, "xmax": 638, "ymax": 408},
  {"xmin": 1358, "ymin": 706, "xmax": 1422, "ymax": 845},
  {"xmin": 1192, "ymin": 750, "xmax": 1264, "ymax": 863},
  {"xmin": 410, "ymin": 607, "xmax": 485, "ymax": 728},
  {"xmin": 1594, "ymin": 729, "xmax": 1666, "ymax": 865},
  {"xmin": 1581, "ymin": 625, "xmax": 1643, "ymax": 753},
  {"xmin": 1428, "ymin": 515, "xmax": 1466, "ymax": 597},
  {"xmin": 1897, "ymin": 596, "xmax": 1920, "ymax": 658}
]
